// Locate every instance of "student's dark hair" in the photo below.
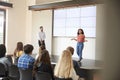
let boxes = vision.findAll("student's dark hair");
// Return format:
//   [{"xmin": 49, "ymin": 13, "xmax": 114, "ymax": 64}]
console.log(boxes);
[
  {"xmin": 0, "ymin": 44, "xmax": 6, "ymax": 58},
  {"xmin": 24, "ymin": 44, "xmax": 34, "ymax": 54},
  {"xmin": 33, "ymin": 50, "xmax": 52, "ymax": 74},
  {"xmin": 40, "ymin": 45, "xmax": 46, "ymax": 50},
  {"xmin": 16, "ymin": 42, "xmax": 23, "ymax": 51},
  {"xmin": 77, "ymin": 28, "xmax": 84, "ymax": 36},
  {"xmin": 66, "ymin": 46, "xmax": 74, "ymax": 55},
  {"xmin": 36, "ymin": 49, "xmax": 51, "ymax": 65}
]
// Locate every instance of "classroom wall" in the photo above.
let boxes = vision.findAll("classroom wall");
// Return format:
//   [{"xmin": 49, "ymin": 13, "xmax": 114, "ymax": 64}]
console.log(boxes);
[
  {"xmin": 31, "ymin": 11, "xmax": 95, "ymax": 59},
  {"xmin": 6, "ymin": 0, "xmax": 35, "ymax": 54},
  {"xmin": 6, "ymin": 0, "xmax": 27, "ymax": 54},
  {"xmin": 31, "ymin": 10, "xmax": 98, "ymax": 60},
  {"xmin": 25, "ymin": 0, "xmax": 35, "ymax": 44},
  {"xmin": 31, "ymin": 4, "xmax": 104, "ymax": 60},
  {"xmin": 32, "ymin": 10, "xmax": 52, "ymax": 54},
  {"xmin": 5, "ymin": 0, "xmax": 104, "ymax": 60},
  {"xmin": 103, "ymin": 0, "xmax": 120, "ymax": 79},
  {"xmin": 96, "ymin": 4, "xmax": 105, "ymax": 60}
]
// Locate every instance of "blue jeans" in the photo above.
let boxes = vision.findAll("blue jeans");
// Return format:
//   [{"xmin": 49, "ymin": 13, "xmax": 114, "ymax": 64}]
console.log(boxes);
[{"xmin": 76, "ymin": 42, "xmax": 84, "ymax": 60}]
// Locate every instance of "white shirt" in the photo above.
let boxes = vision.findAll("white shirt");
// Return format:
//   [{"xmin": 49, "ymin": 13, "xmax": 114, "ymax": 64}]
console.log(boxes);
[{"xmin": 38, "ymin": 31, "xmax": 46, "ymax": 41}]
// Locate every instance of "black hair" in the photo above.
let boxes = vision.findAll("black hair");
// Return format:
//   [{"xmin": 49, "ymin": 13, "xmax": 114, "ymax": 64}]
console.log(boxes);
[
  {"xmin": 24, "ymin": 44, "xmax": 34, "ymax": 54},
  {"xmin": 40, "ymin": 26, "xmax": 43, "ymax": 29},
  {"xmin": 0, "ymin": 44, "xmax": 6, "ymax": 58},
  {"xmin": 77, "ymin": 28, "xmax": 84, "ymax": 36}
]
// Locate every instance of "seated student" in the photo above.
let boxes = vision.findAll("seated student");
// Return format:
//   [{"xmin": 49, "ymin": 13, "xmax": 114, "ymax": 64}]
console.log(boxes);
[
  {"xmin": 66, "ymin": 46, "xmax": 85, "ymax": 79},
  {"xmin": 33, "ymin": 49, "xmax": 54, "ymax": 80},
  {"xmin": 54, "ymin": 50, "xmax": 80, "ymax": 80},
  {"xmin": 18, "ymin": 44, "xmax": 35, "ymax": 69},
  {"xmin": 66, "ymin": 46, "xmax": 81, "ymax": 75},
  {"xmin": 0, "ymin": 44, "xmax": 12, "ymax": 75},
  {"xmin": 35, "ymin": 45, "xmax": 45, "ymax": 60},
  {"xmin": 13, "ymin": 42, "xmax": 23, "ymax": 65}
]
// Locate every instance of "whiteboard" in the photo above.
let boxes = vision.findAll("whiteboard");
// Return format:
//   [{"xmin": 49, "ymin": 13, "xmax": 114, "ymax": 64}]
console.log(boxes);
[{"xmin": 53, "ymin": 6, "xmax": 96, "ymax": 37}]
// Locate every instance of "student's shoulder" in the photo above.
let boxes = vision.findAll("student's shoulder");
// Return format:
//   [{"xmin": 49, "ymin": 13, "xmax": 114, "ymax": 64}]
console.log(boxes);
[
  {"xmin": 30, "ymin": 56, "xmax": 35, "ymax": 61},
  {"xmin": 0, "ymin": 57, "xmax": 9, "ymax": 61},
  {"xmin": 73, "ymin": 60, "xmax": 78, "ymax": 64}
]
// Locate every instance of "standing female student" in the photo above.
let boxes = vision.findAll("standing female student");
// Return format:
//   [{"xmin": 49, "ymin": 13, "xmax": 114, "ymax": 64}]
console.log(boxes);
[{"xmin": 71, "ymin": 28, "xmax": 87, "ymax": 62}]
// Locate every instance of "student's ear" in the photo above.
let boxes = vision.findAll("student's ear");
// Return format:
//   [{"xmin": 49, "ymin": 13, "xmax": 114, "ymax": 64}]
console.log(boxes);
[{"xmin": 30, "ymin": 52, "xmax": 32, "ymax": 55}]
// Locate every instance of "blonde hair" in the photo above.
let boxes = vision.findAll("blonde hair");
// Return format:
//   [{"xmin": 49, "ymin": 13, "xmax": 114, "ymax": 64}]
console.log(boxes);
[
  {"xmin": 54, "ymin": 50, "xmax": 74, "ymax": 78},
  {"xmin": 66, "ymin": 46, "xmax": 74, "ymax": 55}
]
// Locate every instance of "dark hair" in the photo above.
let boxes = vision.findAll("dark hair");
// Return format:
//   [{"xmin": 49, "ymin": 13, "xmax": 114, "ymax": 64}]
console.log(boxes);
[
  {"xmin": 24, "ymin": 44, "xmax": 34, "ymax": 54},
  {"xmin": 36, "ymin": 49, "xmax": 51, "ymax": 65},
  {"xmin": 66, "ymin": 46, "xmax": 74, "ymax": 55},
  {"xmin": 40, "ymin": 45, "xmax": 46, "ymax": 50},
  {"xmin": 40, "ymin": 26, "xmax": 43, "ymax": 29},
  {"xmin": 0, "ymin": 44, "xmax": 6, "ymax": 58},
  {"xmin": 16, "ymin": 42, "xmax": 23, "ymax": 51},
  {"xmin": 33, "ymin": 50, "xmax": 51, "ymax": 74},
  {"xmin": 77, "ymin": 28, "xmax": 84, "ymax": 36}
]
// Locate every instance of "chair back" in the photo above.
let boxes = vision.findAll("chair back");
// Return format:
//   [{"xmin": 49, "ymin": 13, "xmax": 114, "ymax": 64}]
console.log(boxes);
[
  {"xmin": 35, "ymin": 71, "xmax": 52, "ymax": 80},
  {"xmin": 6, "ymin": 55, "xmax": 13, "ymax": 64},
  {"xmin": 14, "ymin": 57, "xmax": 19, "ymax": 65},
  {"xmin": 8, "ymin": 65, "xmax": 20, "ymax": 80},
  {"xmin": 0, "ymin": 63, "xmax": 6, "ymax": 77},
  {"xmin": 19, "ymin": 68, "xmax": 33, "ymax": 80}
]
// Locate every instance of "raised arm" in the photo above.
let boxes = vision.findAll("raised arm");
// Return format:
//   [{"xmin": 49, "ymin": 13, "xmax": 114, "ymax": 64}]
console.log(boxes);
[{"xmin": 71, "ymin": 38, "xmax": 77, "ymax": 41}]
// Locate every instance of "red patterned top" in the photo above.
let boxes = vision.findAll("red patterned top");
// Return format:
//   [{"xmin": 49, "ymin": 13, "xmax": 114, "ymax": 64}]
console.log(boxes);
[{"xmin": 77, "ymin": 34, "xmax": 85, "ymax": 42}]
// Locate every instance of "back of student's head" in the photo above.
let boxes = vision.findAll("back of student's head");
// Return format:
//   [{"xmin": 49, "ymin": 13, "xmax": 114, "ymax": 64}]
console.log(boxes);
[
  {"xmin": 39, "ymin": 45, "xmax": 46, "ymax": 54},
  {"xmin": 38, "ymin": 49, "xmax": 51, "ymax": 64},
  {"xmin": 66, "ymin": 46, "xmax": 74, "ymax": 55},
  {"xmin": 0, "ymin": 44, "xmax": 6, "ymax": 58},
  {"xmin": 24, "ymin": 44, "xmax": 34, "ymax": 54},
  {"xmin": 54, "ymin": 50, "xmax": 73, "ymax": 78},
  {"xmin": 40, "ymin": 45, "xmax": 46, "ymax": 50},
  {"xmin": 16, "ymin": 42, "xmax": 23, "ymax": 51}
]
